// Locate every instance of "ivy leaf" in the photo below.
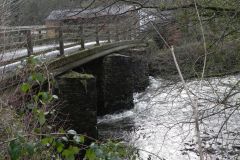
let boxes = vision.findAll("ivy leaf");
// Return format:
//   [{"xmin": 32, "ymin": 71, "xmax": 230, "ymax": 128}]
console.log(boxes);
[
  {"xmin": 24, "ymin": 142, "xmax": 35, "ymax": 156},
  {"xmin": 27, "ymin": 56, "xmax": 38, "ymax": 66},
  {"xmin": 56, "ymin": 141, "xmax": 64, "ymax": 153},
  {"xmin": 38, "ymin": 110, "xmax": 46, "ymax": 126},
  {"xmin": 61, "ymin": 136, "xmax": 68, "ymax": 142},
  {"xmin": 58, "ymin": 128, "xmax": 65, "ymax": 134},
  {"xmin": 38, "ymin": 92, "xmax": 50, "ymax": 104},
  {"xmin": 85, "ymin": 148, "xmax": 97, "ymax": 160},
  {"xmin": 62, "ymin": 146, "xmax": 80, "ymax": 160},
  {"xmin": 62, "ymin": 150, "xmax": 74, "ymax": 160},
  {"xmin": 74, "ymin": 135, "xmax": 85, "ymax": 144},
  {"xmin": 80, "ymin": 135, "xmax": 85, "ymax": 143},
  {"xmin": 67, "ymin": 130, "xmax": 77, "ymax": 135},
  {"xmin": 8, "ymin": 139, "xmax": 22, "ymax": 160},
  {"xmin": 20, "ymin": 83, "xmax": 31, "ymax": 93},
  {"xmin": 41, "ymin": 137, "xmax": 54, "ymax": 146},
  {"xmin": 29, "ymin": 73, "xmax": 45, "ymax": 84},
  {"xmin": 73, "ymin": 136, "xmax": 79, "ymax": 143},
  {"xmin": 71, "ymin": 146, "xmax": 80, "ymax": 154},
  {"xmin": 34, "ymin": 128, "xmax": 41, "ymax": 134},
  {"xmin": 94, "ymin": 148, "xmax": 104, "ymax": 158},
  {"xmin": 33, "ymin": 95, "xmax": 39, "ymax": 103},
  {"xmin": 52, "ymin": 95, "xmax": 59, "ymax": 99}
]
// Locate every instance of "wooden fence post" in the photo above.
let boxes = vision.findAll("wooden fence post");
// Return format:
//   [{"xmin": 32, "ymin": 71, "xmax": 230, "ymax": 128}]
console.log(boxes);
[
  {"xmin": 128, "ymin": 27, "xmax": 132, "ymax": 40},
  {"xmin": 115, "ymin": 26, "xmax": 120, "ymax": 41},
  {"xmin": 132, "ymin": 27, "xmax": 136, "ymax": 40},
  {"xmin": 95, "ymin": 23, "xmax": 100, "ymax": 46},
  {"xmin": 58, "ymin": 26, "xmax": 64, "ymax": 56},
  {"xmin": 38, "ymin": 30, "xmax": 42, "ymax": 40},
  {"xmin": 26, "ymin": 30, "xmax": 33, "ymax": 56},
  {"xmin": 18, "ymin": 31, "xmax": 22, "ymax": 43},
  {"xmin": 79, "ymin": 25, "xmax": 85, "ymax": 50},
  {"xmin": 107, "ymin": 27, "xmax": 111, "ymax": 43}
]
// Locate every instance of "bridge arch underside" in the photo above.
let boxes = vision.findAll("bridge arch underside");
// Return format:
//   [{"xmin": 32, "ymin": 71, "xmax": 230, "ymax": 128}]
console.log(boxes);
[{"xmin": 55, "ymin": 46, "xmax": 150, "ymax": 139}]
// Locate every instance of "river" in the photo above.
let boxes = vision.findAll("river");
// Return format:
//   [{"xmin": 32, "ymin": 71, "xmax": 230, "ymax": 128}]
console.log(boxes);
[{"xmin": 98, "ymin": 76, "xmax": 240, "ymax": 160}]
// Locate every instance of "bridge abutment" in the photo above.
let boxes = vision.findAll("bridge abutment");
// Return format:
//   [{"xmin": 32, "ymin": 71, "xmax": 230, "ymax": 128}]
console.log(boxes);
[{"xmin": 56, "ymin": 71, "xmax": 98, "ymax": 139}]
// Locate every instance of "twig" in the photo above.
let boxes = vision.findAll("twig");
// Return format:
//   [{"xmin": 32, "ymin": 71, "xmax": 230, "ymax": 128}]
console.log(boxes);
[
  {"xmin": 138, "ymin": 148, "xmax": 163, "ymax": 160},
  {"xmin": 150, "ymin": 17, "xmax": 204, "ymax": 159},
  {"xmin": 0, "ymin": 132, "xmax": 99, "ymax": 145}
]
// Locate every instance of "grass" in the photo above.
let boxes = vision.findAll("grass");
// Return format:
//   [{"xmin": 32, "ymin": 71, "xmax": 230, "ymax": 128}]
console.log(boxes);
[{"xmin": 0, "ymin": 107, "xmax": 22, "ymax": 159}]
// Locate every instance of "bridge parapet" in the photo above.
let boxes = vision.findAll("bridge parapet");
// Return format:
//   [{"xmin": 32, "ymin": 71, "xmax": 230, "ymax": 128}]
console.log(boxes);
[
  {"xmin": 48, "ymin": 40, "xmax": 147, "ymax": 76},
  {"xmin": 0, "ymin": 24, "xmax": 142, "ymax": 66}
]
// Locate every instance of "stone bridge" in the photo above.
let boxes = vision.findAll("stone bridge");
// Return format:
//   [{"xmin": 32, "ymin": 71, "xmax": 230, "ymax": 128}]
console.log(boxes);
[
  {"xmin": 0, "ymin": 25, "xmax": 150, "ymax": 139},
  {"xmin": 51, "ymin": 40, "xmax": 150, "ymax": 139},
  {"xmin": 49, "ymin": 40, "xmax": 147, "ymax": 76}
]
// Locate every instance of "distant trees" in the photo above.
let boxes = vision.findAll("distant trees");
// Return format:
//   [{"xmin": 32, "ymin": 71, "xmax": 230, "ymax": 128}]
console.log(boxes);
[
  {"xmin": 7, "ymin": 0, "xmax": 240, "ymax": 41},
  {"xmin": 112, "ymin": 0, "xmax": 240, "ymax": 47},
  {"xmin": 5, "ymin": 0, "xmax": 240, "ymax": 57},
  {"xmin": 9, "ymin": 0, "xmax": 92, "ymax": 25}
]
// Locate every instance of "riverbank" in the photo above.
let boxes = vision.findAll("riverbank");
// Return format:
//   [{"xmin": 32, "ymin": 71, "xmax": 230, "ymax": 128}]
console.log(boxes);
[{"xmin": 148, "ymin": 41, "xmax": 240, "ymax": 80}]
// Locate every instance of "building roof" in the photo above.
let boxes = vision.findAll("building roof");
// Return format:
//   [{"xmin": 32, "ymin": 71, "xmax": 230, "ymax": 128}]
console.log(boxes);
[{"xmin": 46, "ymin": 5, "xmax": 134, "ymax": 21}]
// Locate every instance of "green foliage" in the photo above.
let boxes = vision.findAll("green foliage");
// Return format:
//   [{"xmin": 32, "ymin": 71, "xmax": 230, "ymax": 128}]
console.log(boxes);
[
  {"xmin": 39, "ymin": 129, "xmax": 85, "ymax": 160},
  {"xmin": 29, "ymin": 73, "xmax": 46, "ymax": 84},
  {"xmin": 5, "ymin": 56, "xmax": 138, "ymax": 160},
  {"xmin": 85, "ymin": 141, "xmax": 138, "ymax": 160},
  {"xmin": 7, "ymin": 56, "xmax": 83, "ymax": 159},
  {"xmin": 8, "ymin": 136, "xmax": 36, "ymax": 160},
  {"xmin": 20, "ymin": 83, "xmax": 31, "ymax": 93},
  {"xmin": 62, "ymin": 146, "xmax": 80, "ymax": 160}
]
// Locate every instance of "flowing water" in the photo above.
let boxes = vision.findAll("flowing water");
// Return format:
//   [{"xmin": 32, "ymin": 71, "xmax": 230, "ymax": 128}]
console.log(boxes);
[{"xmin": 98, "ymin": 76, "xmax": 240, "ymax": 160}]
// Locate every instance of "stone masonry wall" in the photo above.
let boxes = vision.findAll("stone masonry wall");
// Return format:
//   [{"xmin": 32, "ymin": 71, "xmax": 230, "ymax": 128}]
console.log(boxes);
[
  {"xmin": 121, "ymin": 48, "xmax": 150, "ymax": 92},
  {"xmin": 56, "ymin": 71, "xmax": 98, "ymax": 139},
  {"xmin": 73, "ymin": 58, "xmax": 105, "ymax": 116},
  {"xmin": 100, "ymin": 54, "xmax": 134, "ymax": 115}
]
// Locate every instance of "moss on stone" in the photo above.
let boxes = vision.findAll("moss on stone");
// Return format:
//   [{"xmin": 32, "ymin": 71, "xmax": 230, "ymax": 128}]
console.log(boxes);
[
  {"xmin": 79, "ymin": 73, "xmax": 95, "ymax": 79},
  {"xmin": 60, "ymin": 71, "xmax": 94, "ymax": 79}
]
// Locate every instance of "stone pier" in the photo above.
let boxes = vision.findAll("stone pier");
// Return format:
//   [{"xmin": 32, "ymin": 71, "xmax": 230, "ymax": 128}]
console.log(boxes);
[
  {"xmin": 122, "ymin": 49, "xmax": 150, "ymax": 92},
  {"xmin": 56, "ymin": 71, "xmax": 98, "ymax": 139},
  {"xmin": 132, "ymin": 56, "xmax": 149, "ymax": 92},
  {"xmin": 73, "ymin": 59, "xmax": 105, "ymax": 116},
  {"xmin": 99, "ymin": 54, "xmax": 134, "ymax": 115},
  {"xmin": 56, "ymin": 49, "xmax": 150, "ymax": 118}
]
